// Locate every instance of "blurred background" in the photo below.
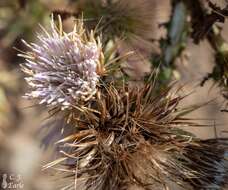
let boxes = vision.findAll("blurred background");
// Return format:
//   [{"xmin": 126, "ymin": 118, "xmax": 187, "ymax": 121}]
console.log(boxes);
[{"xmin": 0, "ymin": 0, "xmax": 227, "ymax": 189}]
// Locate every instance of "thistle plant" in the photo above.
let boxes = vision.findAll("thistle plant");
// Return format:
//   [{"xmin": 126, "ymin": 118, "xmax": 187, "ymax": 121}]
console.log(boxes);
[{"xmin": 20, "ymin": 16, "xmax": 228, "ymax": 190}]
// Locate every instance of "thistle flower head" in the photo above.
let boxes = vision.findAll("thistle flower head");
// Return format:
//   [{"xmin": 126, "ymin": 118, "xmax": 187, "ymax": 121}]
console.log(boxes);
[{"xmin": 20, "ymin": 16, "xmax": 102, "ymax": 110}]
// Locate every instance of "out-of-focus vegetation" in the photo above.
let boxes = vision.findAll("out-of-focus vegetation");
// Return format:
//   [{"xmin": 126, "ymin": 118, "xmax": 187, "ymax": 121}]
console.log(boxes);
[{"xmin": 0, "ymin": 1, "xmax": 59, "ymax": 189}]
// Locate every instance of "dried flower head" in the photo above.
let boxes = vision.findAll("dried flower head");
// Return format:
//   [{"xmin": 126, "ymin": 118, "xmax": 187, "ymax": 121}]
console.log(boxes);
[
  {"xmin": 75, "ymin": 0, "xmax": 157, "ymax": 47},
  {"xmin": 19, "ymin": 16, "xmax": 102, "ymax": 110},
  {"xmin": 44, "ymin": 83, "xmax": 228, "ymax": 190}
]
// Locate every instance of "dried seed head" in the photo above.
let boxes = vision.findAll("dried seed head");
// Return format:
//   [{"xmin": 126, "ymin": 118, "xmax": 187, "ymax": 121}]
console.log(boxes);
[
  {"xmin": 44, "ymin": 84, "xmax": 228, "ymax": 190},
  {"xmin": 76, "ymin": 0, "xmax": 156, "ymax": 44},
  {"xmin": 19, "ymin": 16, "xmax": 102, "ymax": 110}
]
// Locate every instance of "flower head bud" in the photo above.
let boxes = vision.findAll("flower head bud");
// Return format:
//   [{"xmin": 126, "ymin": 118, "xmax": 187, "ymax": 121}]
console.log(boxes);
[{"xmin": 20, "ymin": 17, "xmax": 102, "ymax": 110}]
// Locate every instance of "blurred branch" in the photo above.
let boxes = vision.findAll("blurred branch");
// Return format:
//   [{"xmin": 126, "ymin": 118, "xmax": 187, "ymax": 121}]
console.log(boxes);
[{"xmin": 150, "ymin": 1, "xmax": 189, "ymax": 86}]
